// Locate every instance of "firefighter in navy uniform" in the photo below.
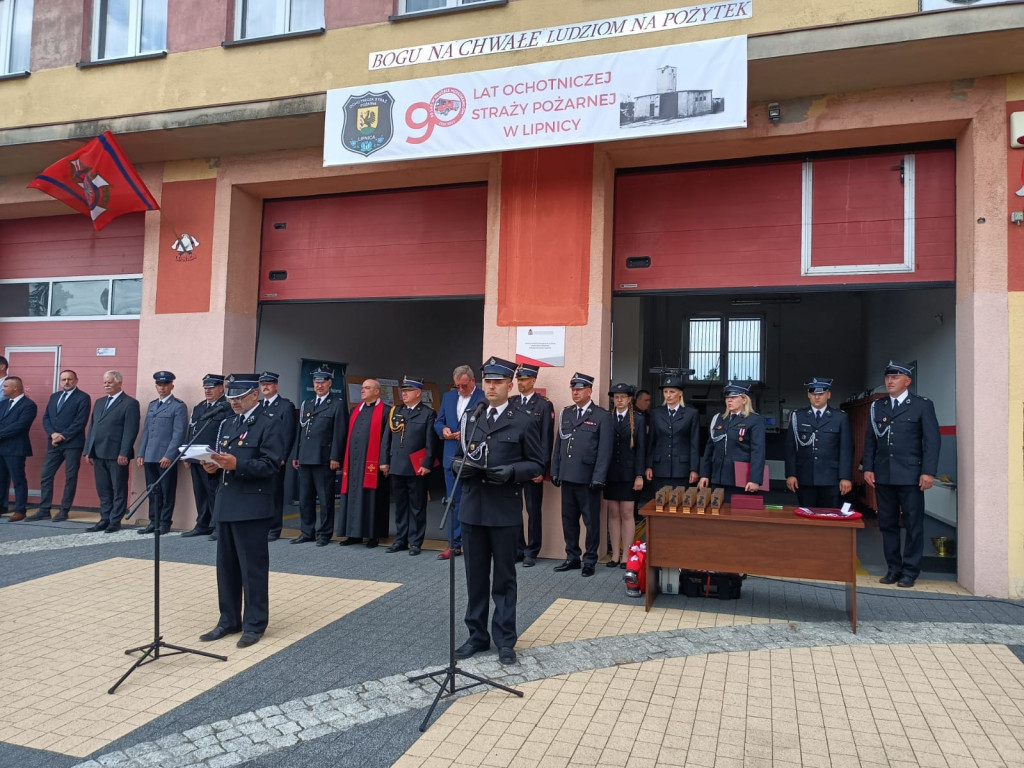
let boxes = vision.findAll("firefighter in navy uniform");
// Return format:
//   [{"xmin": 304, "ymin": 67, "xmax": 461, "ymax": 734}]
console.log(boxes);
[
  {"xmin": 550, "ymin": 372, "xmax": 614, "ymax": 577},
  {"xmin": 451, "ymin": 356, "xmax": 545, "ymax": 666},
  {"xmin": 513, "ymin": 364, "xmax": 554, "ymax": 567},
  {"xmin": 863, "ymin": 361, "xmax": 940, "ymax": 589},
  {"xmin": 258, "ymin": 372, "xmax": 297, "ymax": 542},
  {"xmin": 380, "ymin": 376, "xmax": 437, "ymax": 556},
  {"xmin": 198, "ymin": 374, "xmax": 288, "ymax": 649},
  {"xmin": 698, "ymin": 381, "xmax": 766, "ymax": 500},
  {"xmin": 784, "ymin": 377, "xmax": 853, "ymax": 509},
  {"xmin": 291, "ymin": 365, "xmax": 347, "ymax": 546},
  {"xmin": 183, "ymin": 374, "xmax": 232, "ymax": 539}
]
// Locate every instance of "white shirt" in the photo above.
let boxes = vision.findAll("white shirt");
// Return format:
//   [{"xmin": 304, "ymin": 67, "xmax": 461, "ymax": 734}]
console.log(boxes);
[
  {"xmin": 892, "ymin": 391, "xmax": 909, "ymax": 407},
  {"xmin": 360, "ymin": 399, "xmax": 379, "ymax": 412},
  {"xmin": 262, "ymin": 395, "xmax": 278, "ymax": 407},
  {"xmin": 158, "ymin": 396, "xmax": 173, "ymax": 405},
  {"xmin": 7, "ymin": 393, "xmax": 25, "ymax": 407},
  {"xmin": 106, "ymin": 391, "xmax": 124, "ymax": 406},
  {"xmin": 813, "ymin": 408, "xmax": 825, "ymax": 418},
  {"xmin": 456, "ymin": 393, "xmax": 473, "ymax": 420},
  {"xmin": 489, "ymin": 401, "xmax": 510, "ymax": 419}
]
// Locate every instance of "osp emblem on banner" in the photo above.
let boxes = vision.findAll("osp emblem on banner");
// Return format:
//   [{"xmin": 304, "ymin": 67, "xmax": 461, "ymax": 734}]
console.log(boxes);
[{"xmin": 341, "ymin": 91, "xmax": 395, "ymax": 157}]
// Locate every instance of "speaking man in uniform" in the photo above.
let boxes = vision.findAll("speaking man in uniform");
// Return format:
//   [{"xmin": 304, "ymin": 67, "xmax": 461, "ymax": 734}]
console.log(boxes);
[
  {"xmin": 863, "ymin": 361, "xmax": 940, "ymax": 589},
  {"xmin": 258, "ymin": 372, "xmax": 297, "ymax": 542},
  {"xmin": 183, "ymin": 374, "xmax": 232, "ymax": 539},
  {"xmin": 452, "ymin": 356, "xmax": 545, "ymax": 665},
  {"xmin": 784, "ymin": 377, "xmax": 853, "ymax": 509},
  {"xmin": 83, "ymin": 371, "xmax": 140, "ymax": 532},
  {"xmin": 513, "ymin": 364, "xmax": 553, "ymax": 567},
  {"xmin": 291, "ymin": 365, "xmax": 347, "ymax": 546},
  {"xmin": 199, "ymin": 374, "xmax": 288, "ymax": 649},
  {"xmin": 0, "ymin": 377, "xmax": 38, "ymax": 522},
  {"xmin": 137, "ymin": 371, "xmax": 188, "ymax": 535},
  {"xmin": 551, "ymin": 372, "xmax": 613, "ymax": 577},
  {"xmin": 380, "ymin": 376, "xmax": 437, "ymax": 556},
  {"xmin": 337, "ymin": 379, "xmax": 389, "ymax": 548},
  {"xmin": 28, "ymin": 369, "xmax": 90, "ymax": 521}
]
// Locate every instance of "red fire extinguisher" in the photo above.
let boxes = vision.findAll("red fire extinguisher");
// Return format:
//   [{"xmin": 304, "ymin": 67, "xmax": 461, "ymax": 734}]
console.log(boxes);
[{"xmin": 624, "ymin": 540, "xmax": 647, "ymax": 597}]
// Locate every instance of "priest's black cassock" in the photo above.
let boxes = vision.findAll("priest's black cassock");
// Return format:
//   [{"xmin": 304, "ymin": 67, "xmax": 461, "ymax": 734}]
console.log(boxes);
[{"xmin": 336, "ymin": 401, "xmax": 390, "ymax": 538}]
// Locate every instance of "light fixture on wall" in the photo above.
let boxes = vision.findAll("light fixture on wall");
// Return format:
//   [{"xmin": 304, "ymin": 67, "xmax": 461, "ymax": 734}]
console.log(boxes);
[{"xmin": 767, "ymin": 102, "xmax": 781, "ymax": 124}]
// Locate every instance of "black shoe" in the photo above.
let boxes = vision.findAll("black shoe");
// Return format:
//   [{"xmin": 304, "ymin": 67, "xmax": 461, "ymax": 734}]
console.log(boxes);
[
  {"xmin": 554, "ymin": 560, "xmax": 581, "ymax": 572},
  {"xmin": 386, "ymin": 543, "xmax": 408, "ymax": 553},
  {"xmin": 138, "ymin": 524, "xmax": 157, "ymax": 535},
  {"xmin": 103, "ymin": 524, "xmax": 122, "ymax": 533},
  {"xmin": 409, "ymin": 546, "xmax": 422, "ymax": 556},
  {"xmin": 292, "ymin": 534, "xmax": 315, "ymax": 544},
  {"xmin": 365, "ymin": 538, "xmax": 379, "ymax": 549},
  {"xmin": 454, "ymin": 640, "xmax": 489, "ymax": 659},
  {"xmin": 582, "ymin": 564, "xmax": 595, "ymax": 577},
  {"xmin": 52, "ymin": 512, "xmax": 69, "ymax": 522},
  {"xmin": 237, "ymin": 631, "xmax": 262, "ymax": 648},
  {"xmin": 515, "ymin": 552, "xmax": 525, "ymax": 563},
  {"xmin": 315, "ymin": 539, "xmax": 331, "ymax": 547},
  {"xmin": 199, "ymin": 625, "xmax": 241, "ymax": 642},
  {"xmin": 606, "ymin": 560, "xmax": 620, "ymax": 568},
  {"xmin": 619, "ymin": 562, "xmax": 626, "ymax": 569},
  {"xmin": 85, "ymin": 522, "xmax": 108, "ymax": 533},
  {"xmin": 498, "ymin": 647, "xmax": 517, "ymax": 665},
  {"xmin": 159, "ymin": 527, "xmax": 170, "ymax": 535},
  {"xmin": 25, "ymin": 511, "xmax": 51, "ymax": 521},
  {"xmin": 879, "ymin": 570, "xmax": 901, "ymax": 585},
  {"xmin": 523, "ymin": 556, "xmax": 536, "ymax": 567},
  {"xmin": 181, "ymin": 528, "xmax": 210, "ymax": 538},
  {"xmin": 268, "ymin": 532, "xmax": 280, "ymax": 542},
  {"xmin": 339, "ymin": 537, "xmax": 363, "ymax": 546},
  {"xmin": 208, "ymin": 532, "xmax": 217, "ymax": 541},
  {"xmin": 897, "ymin": 575, "xmax": 916, "ymax": 589}
]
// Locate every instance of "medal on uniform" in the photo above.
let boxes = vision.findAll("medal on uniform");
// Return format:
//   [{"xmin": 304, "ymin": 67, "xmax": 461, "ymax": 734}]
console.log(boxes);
[
  {"xmin": 305, "ymin": 411, "xmax": 311, "ymax": 418},
  {"xmin": 882, "ymin": 417, "xmax": 888, "ymax": 422},
  {"xmin": 238, "ymin": 431, "xmax": 247, "ymax": 446},
  {"xmin": 738, "ymin": 426, "xmax": 745, "ymax": 442}
]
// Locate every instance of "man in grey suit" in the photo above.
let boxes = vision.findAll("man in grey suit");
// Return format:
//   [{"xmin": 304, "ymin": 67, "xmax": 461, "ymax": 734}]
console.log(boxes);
[
  {"xmin": 137, "ymin": 371, "xmax": 188, "ymax": 534},
  {"xmin": 83, "ymin": 370, "xmax": 141, "ymax": 532}
]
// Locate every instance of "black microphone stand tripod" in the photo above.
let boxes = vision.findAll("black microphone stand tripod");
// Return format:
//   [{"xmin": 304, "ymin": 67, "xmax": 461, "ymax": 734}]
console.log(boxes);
[
  {"xmin": 108, "ymin": 417, "xmax": 228, "ymax": 694},
  {"xmin": 409, "ymin": 401, "xmax": 522, "ymax": 731}
]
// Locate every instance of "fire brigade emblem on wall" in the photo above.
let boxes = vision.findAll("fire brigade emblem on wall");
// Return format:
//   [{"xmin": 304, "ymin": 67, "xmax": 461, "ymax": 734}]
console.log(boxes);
[{"xmin": 341, "ymin": 91, "xmax": 395, "ymax": 157}]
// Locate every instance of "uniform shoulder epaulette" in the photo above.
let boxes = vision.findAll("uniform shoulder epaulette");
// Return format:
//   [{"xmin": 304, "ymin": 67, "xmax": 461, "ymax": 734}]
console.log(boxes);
[{"xmin": 540, "ymin": 395, "xmax": 550, "ymax": 401}]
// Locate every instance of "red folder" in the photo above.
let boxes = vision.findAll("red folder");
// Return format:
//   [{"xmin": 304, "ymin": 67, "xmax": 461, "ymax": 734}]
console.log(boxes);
[
  {"xmin": 409, "ymin": 448, "xmax": 427, "ymax": 473},
  {"xmin": 733, "ymin": 461, "xmax": 770, "ymax": 488}
]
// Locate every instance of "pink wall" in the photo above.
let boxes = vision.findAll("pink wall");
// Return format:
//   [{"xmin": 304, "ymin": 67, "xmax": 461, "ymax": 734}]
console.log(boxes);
[
  {"xmin": 0, "ymin": 214, "xmax": 145, "ymax": 279},
  {"xmin": 30, "ymin": 0, "xmax": 85, "ymax": 69}
]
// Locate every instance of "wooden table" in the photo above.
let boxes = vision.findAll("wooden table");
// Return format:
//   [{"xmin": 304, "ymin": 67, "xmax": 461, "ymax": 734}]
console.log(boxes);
[{"xmin": 641, "ymin": 503, "xmax": 865, "ymax": 632}]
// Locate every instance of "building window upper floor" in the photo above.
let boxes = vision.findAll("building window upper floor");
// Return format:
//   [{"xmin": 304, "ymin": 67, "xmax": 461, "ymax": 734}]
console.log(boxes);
[
  {"xmin": 234, "ymin": 0, "xmax": 323, "ymax": 40},
  {"xmin": 91, "ymin": 0, "xmax": 167, "ymax": 61},
  {"xmin": 0, "ymin": 0, "xmax": 32, "ymax": 75}
]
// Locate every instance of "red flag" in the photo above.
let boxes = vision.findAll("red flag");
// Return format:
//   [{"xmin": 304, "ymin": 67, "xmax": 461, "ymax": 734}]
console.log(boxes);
[{"xmin": 27, "ymin": 131, "xmax": 158, "ymax": 230}]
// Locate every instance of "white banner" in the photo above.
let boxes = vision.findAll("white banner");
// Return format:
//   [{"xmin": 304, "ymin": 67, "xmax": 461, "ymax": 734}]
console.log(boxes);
[
  {"xmin": 324, "ymin": 36, "xmax": 747, "ymax": 167},
  {"xmin": 369, "ymin": 2, "xmax": 753, "ymax": 71}
]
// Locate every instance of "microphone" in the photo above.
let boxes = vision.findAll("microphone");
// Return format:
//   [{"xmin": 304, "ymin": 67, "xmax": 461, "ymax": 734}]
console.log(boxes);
[{"xmin": 467, "ymin": 401, "xmax": 487, "ymax": 422}]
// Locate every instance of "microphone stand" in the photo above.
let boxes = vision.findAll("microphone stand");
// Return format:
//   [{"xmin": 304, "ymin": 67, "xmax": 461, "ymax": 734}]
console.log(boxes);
[
  {"xmin": 108, "ymin": 417, "xmax": 228, "ymax": 694},
  {"xmin": 409, "ymin": 402, "xmax": 522, "ymax": 731}
]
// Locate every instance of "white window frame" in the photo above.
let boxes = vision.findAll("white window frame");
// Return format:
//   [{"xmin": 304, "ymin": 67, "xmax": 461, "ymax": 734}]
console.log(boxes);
[
  {"xmin": 686, "ymin": 314, "xmax": 764, "ymax": 383},
  {"xmin": 234, "ymin": 0, "xmax": 323, "ymax": 40},
  {"xmin": 0, "ymin": 0, "xmax": 31, "ymax": 75},
  {"xmin": 91, "ymin": 0, "xmax": 165, "ymax": 61},
  {"xmin": 398, "ymin": 0, "xmax": 488, "ymax": 16},
  {"xmin": 801, "ymin": 153, "xmax": 916, "ymax": 276},
  {"xmin": 0, "ymin": 274, "xmax": 143, "ymax": 322}
]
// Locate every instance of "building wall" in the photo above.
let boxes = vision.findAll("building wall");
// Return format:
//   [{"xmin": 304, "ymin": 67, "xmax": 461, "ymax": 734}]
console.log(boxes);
[{"xmin": 1006, "ymin": 74, "xmax": 1024, "ymax": 597}]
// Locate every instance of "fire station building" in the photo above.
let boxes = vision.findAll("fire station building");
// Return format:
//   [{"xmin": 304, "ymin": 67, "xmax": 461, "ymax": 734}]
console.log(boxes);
[{"xmin": 1, "ymin": 0, "xmax": 1023, "ymax": 596}]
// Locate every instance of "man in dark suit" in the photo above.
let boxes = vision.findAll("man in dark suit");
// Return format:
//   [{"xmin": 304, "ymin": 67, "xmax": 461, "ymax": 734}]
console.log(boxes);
[
  {"xmin": 182, "ymin": 374, "xmax": 232, "ymax": 539},
  {"xmin": 784, "ymin": 377, "xmax": 853, "ymax": 509},
  {"xmin": 863, "ymin": 361, "xmax": 941, "ymax": 589},
  {"xmin": 452, "ymin": 356, "xmax": 545, "ymax": 665},
  {"xmin": 551, "ymin": 372, "xmax": 614, "ymax": 577},
  {"xmin": 380, "ymin": 376, "xmax": 437, "ymax": 556},
  {"xmin": 136, "ymin": 371, "xmax": 188, "ymax": 534},
  {"xmin": 644, "ymin": 374, "xmax": 701, "ymax": 490},
  {"xmin": 198, "ymin": 374, "xmax": 288, "ymax": 649},
  {"xmin": 291, "ymin": 365, "xmax": 347, "ymax": 546},
  {"xmin": 434, "ymin": 364, "xmax": 486, "ymax": 560},
  {"xmin": 0, "ymin": 377, "xmax": 39, "ymax": 522},
  {"xmin": 258, "ymin": 372, "xmax": 296, "ymax": 542},
  {"xmin": 513, "ymin": 364, "xmax": 554, "ymax": 567},
  {"xmin": 27, "ymin": 369, "xmax": 90, "ymax": 521},
  {"xmin": 83, "ymin": 370, "xmax": 141, "ymax": 532}
]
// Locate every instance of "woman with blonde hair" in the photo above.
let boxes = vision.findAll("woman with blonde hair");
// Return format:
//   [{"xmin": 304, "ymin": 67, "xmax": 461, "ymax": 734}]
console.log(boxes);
[
  {"xmin": 697, "ymin": 381, "xmax": 766, "ymax": 500},
  {"xmin": 604, "ymin": 383, "xmax": 646, "ymax": 567}
]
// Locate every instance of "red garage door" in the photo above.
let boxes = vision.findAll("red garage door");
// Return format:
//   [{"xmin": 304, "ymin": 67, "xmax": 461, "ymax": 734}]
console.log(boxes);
[{"xmin": 259, "ymin": 183, "xmax": 487, "ymax": 301}]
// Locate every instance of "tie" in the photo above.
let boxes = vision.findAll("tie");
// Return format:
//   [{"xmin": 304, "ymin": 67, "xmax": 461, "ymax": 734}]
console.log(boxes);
[
  {"xmin": 576, "ymin": 406, "xmax": 583, "ymax": 421},
  {"xmin": 814, "ymin": 410, "xmax": 821, "ymax": 423},
  {"xmin": 316, "ymin": 397, "xmax": 323, "ymax": 408},
  {"xmin": 487, "ymin": 407, "xmax": 498, "ymax": 425},
  {"xmin": 521, "ymin": 396, "xmax": 528, "ymax": 407},
  {"xmin": 105, "ymin": 396, "xmax": 114, "ymax": 410},
  {"xmin": 891, "ymin": 398, "xmax": 898, "ymax": 411},
  {"xmin": 207, "ymin": 401, "xmax": 214, "ymax": 409},
  {"xmin": 618, "ymin": 413, "xmax": 624, "ymax": 424},
  {"xmin": 57, "ymin": 392, "xmax": 69, "ymax": 412}
]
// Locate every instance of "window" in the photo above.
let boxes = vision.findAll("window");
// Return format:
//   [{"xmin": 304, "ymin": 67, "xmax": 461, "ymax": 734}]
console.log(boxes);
[
  {"xmin": 0, "ymin": 276, "xmax": 143, "ymax": 320},
  {"xmin": 687, "ymin": 316, "xmax": 763, "ymax": 382},
  {"xmin": 235, "ymin": 0, "xmax": 323, "ymax": 40},
  {"xmin": 92, "ymin": 0, "xmax": 166, "ymax": 61},
  {"xmin": 0, "ymin": 0, "xmax": 32, "ymax": 75},
  {"xmin": 399, "ymin": 0, "xmax": 490, "ymax": 15}
]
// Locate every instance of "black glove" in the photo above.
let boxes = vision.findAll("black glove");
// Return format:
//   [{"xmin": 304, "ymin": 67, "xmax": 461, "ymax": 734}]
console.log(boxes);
[
  {"xmin": 485, "ymin": 465, "xmax": 514, "ymax": 484},
  {"xmin": 590, "ymin": 482, "xmax": 605, "ymax": 491},
  {"xmin": 452, "ymin": 458, "xmax": 481, "ymax": 479},
  {"xmin": 550, "ymin": 477, "xmax": 561, "ymax": 488}
]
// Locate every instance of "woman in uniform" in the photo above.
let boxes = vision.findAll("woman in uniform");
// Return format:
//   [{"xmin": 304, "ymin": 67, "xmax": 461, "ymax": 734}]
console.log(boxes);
[
  {"xmin": 644, "ymin": 373, "xmax": 700, "ymax": 492},
  {"xmin": 605, "ymin": 383, "xmax": 645, "ymax": 568},
  {"xmin": 697, "ymin": 381, "xmax": 766, "ymax": 500}
]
